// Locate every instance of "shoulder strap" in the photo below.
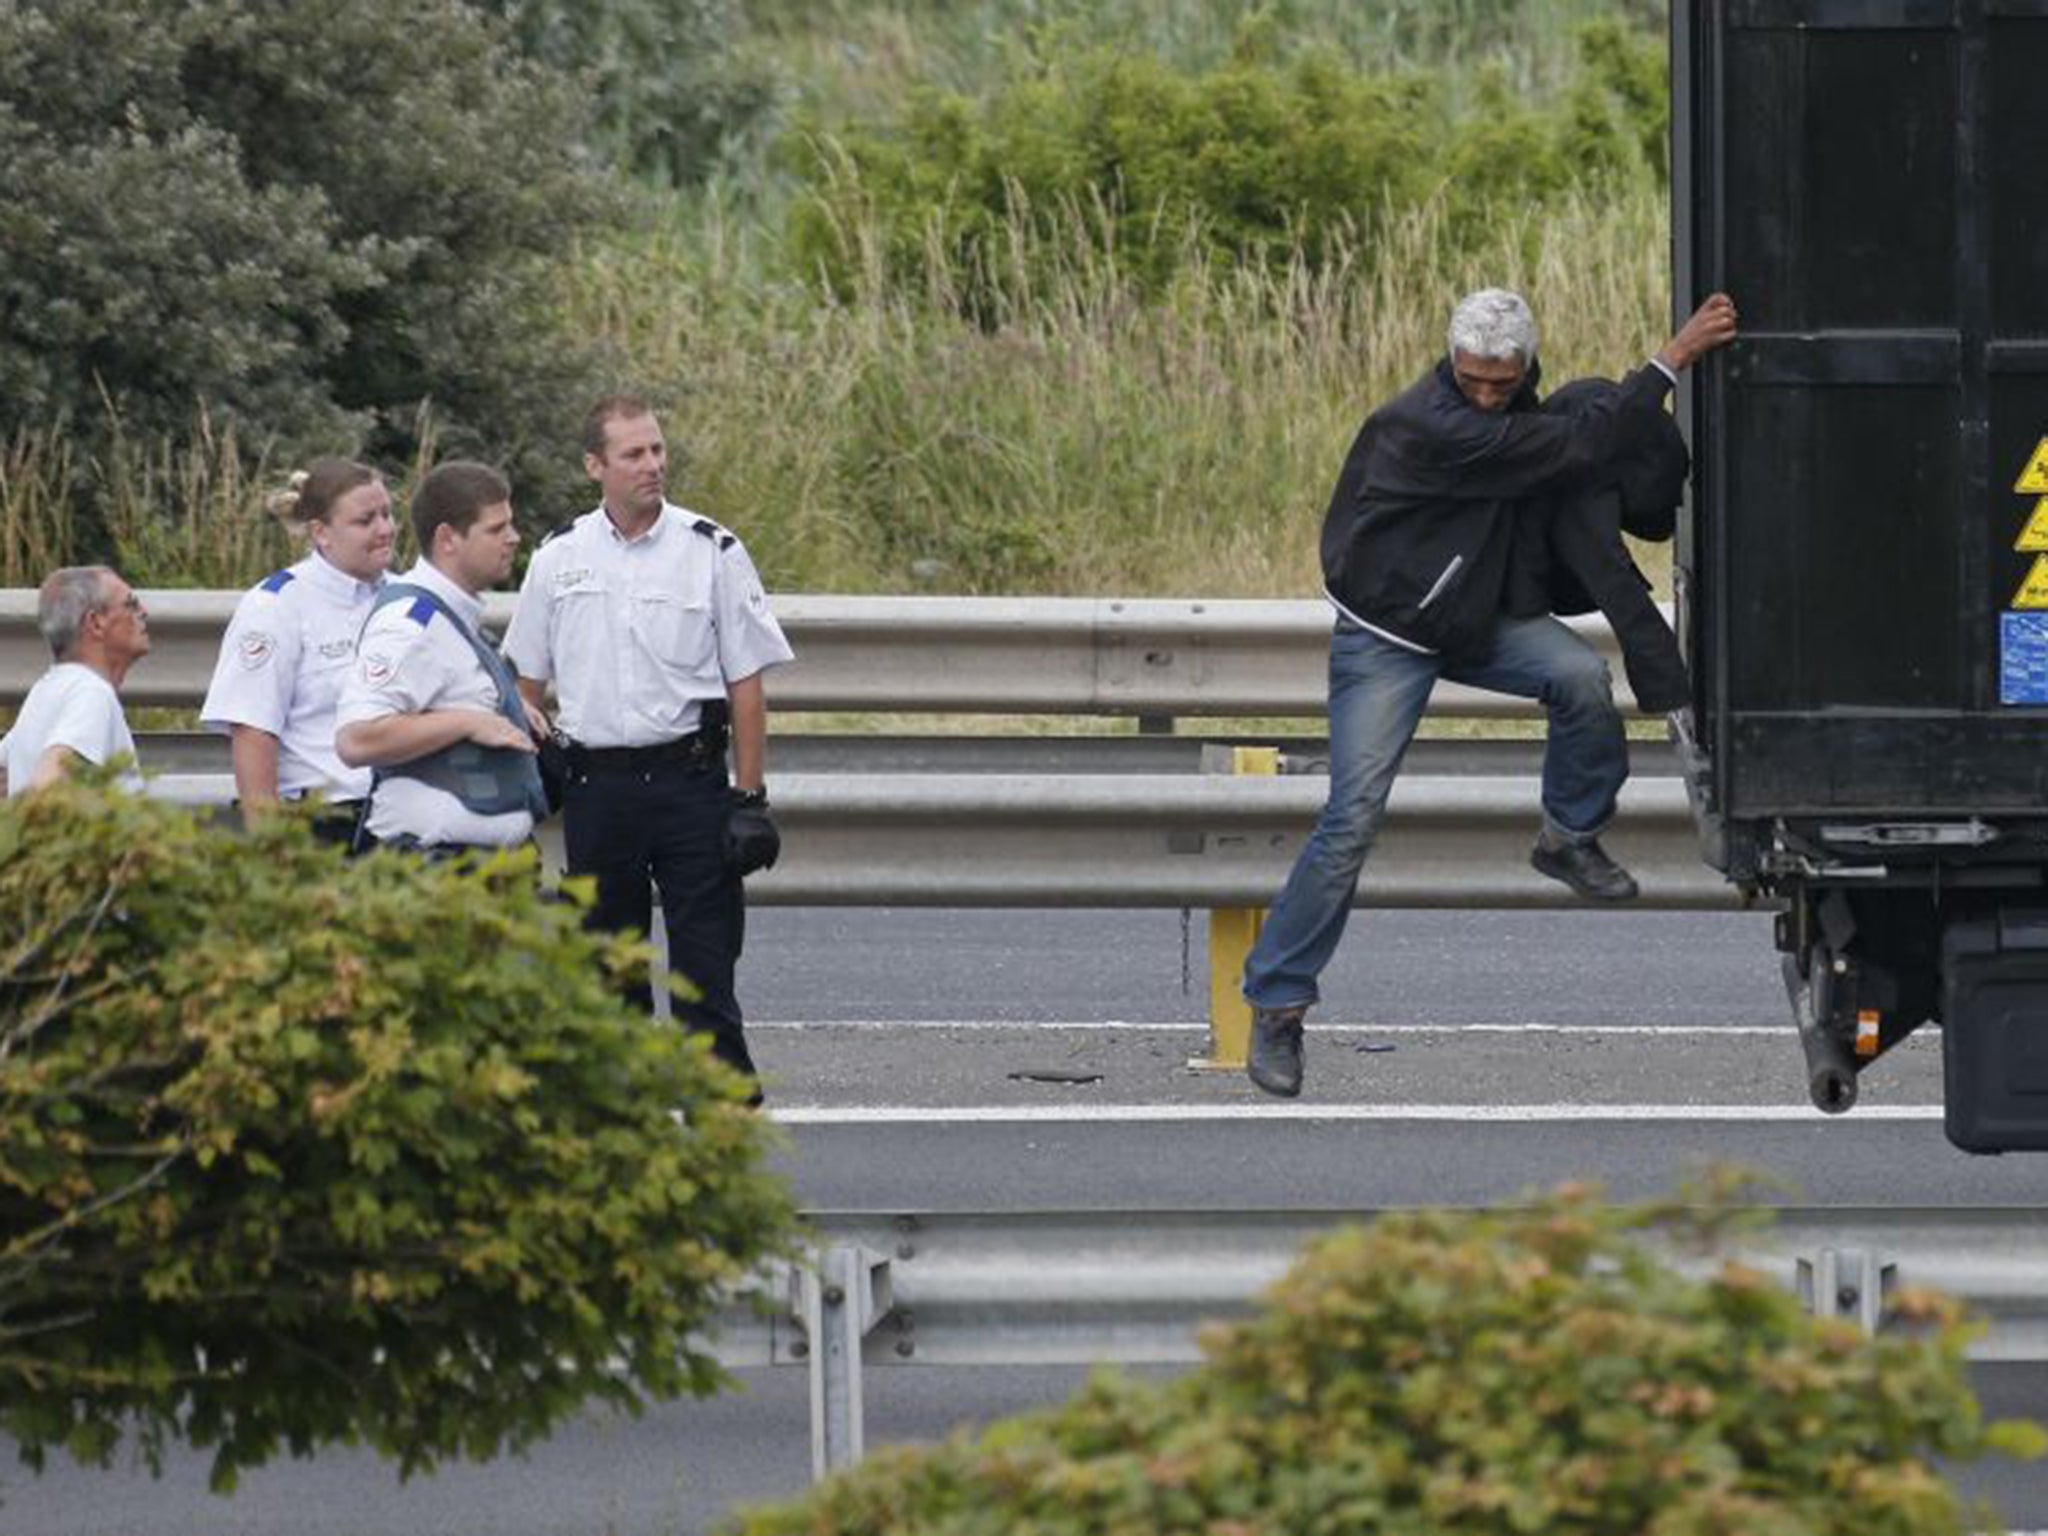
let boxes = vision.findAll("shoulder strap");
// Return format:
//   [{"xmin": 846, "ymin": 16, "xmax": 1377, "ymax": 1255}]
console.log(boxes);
[
  {"xmin": 360, "ymin": 583, "xmax": 545, "ymax": 822},
  {"xmin": 372, "ymin": 582, "xmax": 525, "ymax": 727}
]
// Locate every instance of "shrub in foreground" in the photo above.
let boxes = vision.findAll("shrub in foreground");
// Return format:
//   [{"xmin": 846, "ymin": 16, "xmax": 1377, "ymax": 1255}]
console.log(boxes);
[
  {"xmin": 731, "ymin": 1184, "xmax": 2042, "ymax": 1535},
  {"xmin": 0, "ymin": 782, "xmax": 799, "ymax": 1490}
]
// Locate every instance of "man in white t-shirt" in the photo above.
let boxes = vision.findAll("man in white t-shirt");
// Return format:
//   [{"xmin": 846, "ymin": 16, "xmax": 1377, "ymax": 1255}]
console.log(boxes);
[{"xmin": 1, "ymin": 566, "xmax": 151, "ymax": 797}]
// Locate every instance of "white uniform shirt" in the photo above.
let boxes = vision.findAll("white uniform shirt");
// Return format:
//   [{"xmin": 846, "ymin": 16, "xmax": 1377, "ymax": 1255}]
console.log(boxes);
[
  {"xmin": 2, "ymin": 663, "xmax": 139, "ymax": 796},
  {"xmin": 200, "ymin": 552, "xmax": 381, "ymax": 800},
  {"xmin": 501, "ymin": 502, "xmax": 794, "ymax": 747},
  {"xmin": 334, "ymin": 560, "xmax": 533, "ymax": 848}
]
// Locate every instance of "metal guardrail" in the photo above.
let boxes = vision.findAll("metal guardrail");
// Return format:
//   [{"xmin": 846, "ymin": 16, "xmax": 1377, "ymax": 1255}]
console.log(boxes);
[
  {"xmin": 720, "ymin": 1206, "xmax": 2048, "ymax": 1476},
  {"xmin": 146, "ymin": 768, "xmax": 1741, "ymax": 910},
  {"xmin": 0, "ymin": 591, "xmax": 1647, "ymax": 717},
  {"xmin": 127, "ymin": 730, "xmax": 1684, "ymax": 778}
]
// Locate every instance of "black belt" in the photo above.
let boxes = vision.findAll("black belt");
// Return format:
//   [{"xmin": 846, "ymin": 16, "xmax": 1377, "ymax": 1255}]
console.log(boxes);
[{"xmin": 565, "ymin": 733, "xmax": 716, "ymax": 774}]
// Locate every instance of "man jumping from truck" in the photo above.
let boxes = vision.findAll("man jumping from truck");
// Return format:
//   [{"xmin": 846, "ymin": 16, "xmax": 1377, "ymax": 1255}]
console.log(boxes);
[{"xmin": 1242, "ymin": 287, "xmax": 1739, "ymax": 1098}]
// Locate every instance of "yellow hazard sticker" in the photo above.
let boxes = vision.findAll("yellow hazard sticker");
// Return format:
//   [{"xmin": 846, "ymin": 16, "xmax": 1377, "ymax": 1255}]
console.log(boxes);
[
  {"xmin": 2013, "ymin": 554, "xmax": 2048, "ymax": 609},
  {"xmin": 2018, "ymin": 437, "xmax": 2048, "ymax": 494},
  {"xmin": 2017, "ymin": 499, "xmax": 2048, "ymax": 552}
]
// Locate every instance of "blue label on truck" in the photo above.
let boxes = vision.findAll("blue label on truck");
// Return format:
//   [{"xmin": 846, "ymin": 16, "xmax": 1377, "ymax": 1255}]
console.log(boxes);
[{"xmin": 1999, "ymin": 613, "xmax": 2048, "ymax": 704}]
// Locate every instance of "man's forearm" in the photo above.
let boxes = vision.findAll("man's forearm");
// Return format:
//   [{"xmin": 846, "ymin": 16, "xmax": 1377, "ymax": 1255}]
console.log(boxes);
[
  {"xmin": 337, "ymin": 711, "xmax": 488, "ymax": 768},
  {"xmin": 728, "ymin": 674, "xmax": 767, "ymax": 791},
  {"xmin": 28, "ymin": 744, "xmax": 79, "ymax": 791},
  {"xmin": 230, "ymin": 725, "xmax": 282, "ymax": 807}
]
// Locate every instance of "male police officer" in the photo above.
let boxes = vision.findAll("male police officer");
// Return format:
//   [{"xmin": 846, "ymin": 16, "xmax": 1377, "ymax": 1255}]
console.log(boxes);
[
  {"xmin": 336, "ymin": 461, "xmax": 546, "ymax": 854},
  {"xmin": 1, "ymin": 566, "xmax": 150, "ymax": 796},
  {"xmin": 503, "ymin": 396, "xmax": 793, "ymax": 1096}
]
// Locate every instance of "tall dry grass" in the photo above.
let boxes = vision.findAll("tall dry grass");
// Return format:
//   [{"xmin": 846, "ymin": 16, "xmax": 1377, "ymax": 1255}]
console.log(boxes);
[
  {"xmin": 0, "ymin": 409, "xmax": 453, "ymax": 591},
  {"xmin": 93, "ymin": 410, "xmax": 296, "ymax": 589},
  {"xmin": 564, "ymin": 175, "xmax": 1671, "ymax": 596},
  {"xmin": 0, "ymin": 431, "xmax": 79, "ymax": 587},
  {"xmin": 1, "ymin": 167, "xmax": 1671, "ymax": 601}
]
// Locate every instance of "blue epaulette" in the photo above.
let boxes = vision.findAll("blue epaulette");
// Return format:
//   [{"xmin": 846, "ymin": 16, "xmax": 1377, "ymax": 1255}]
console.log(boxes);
[
  {"xmin": 404, "ymin": 596, "xmax": 438, "ymax": 626},
  {"xmin": 540, "ymin": 520, "xmax": 576, "ymax": 546},
  {"xmin": 691, "ymin": 516, "xmax": 737, "ymax": 552},
  {"xmin": 259, "ymin": 569, "xmax": 296, "ymax": 594}
]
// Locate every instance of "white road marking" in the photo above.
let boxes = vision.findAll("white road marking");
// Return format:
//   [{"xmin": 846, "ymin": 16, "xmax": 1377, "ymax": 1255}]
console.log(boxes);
[
  {"xmin": 754, "ymin": 1019, "xmax": 1830, "ymax": 1037},
  {"xmin": 773, "ymin": 1103, "xmax": 1945, "ymax": 1126}
]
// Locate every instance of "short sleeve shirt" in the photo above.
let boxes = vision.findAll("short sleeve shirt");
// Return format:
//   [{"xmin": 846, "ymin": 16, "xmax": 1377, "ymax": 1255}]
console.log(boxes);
[
  {"xmin": 200, "ymin": 552, "xmax": 382, "ymax": 800},
  {"xmin": 2, "ymin": 664, "xmax": 139, "ymax": 796},
  {"xmin": 334, "ymin": 560, "xmax": 533, "ymax": 848},
  {"xmin": 501, "ymin": 502, "xmax": 794, "ymax": 748}
]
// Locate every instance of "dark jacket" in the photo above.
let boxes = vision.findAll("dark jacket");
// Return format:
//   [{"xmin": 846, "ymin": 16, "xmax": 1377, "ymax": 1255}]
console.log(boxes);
[
  {"xmin": 1542, "ymin": 375, "xmax": 1689, "ymax": 543},
  {"xmin": 1318, "ymin": 356, "xmax": 1677, "ymax": 658},
  {"xmin": 1506, "ymin": 375, "xmax": 1692, "ymax": 620}
]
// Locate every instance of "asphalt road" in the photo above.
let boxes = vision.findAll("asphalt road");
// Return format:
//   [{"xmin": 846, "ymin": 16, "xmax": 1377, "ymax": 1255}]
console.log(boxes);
[
  {"xmin": 10, "ymin": 907, "xmax": 2047, "ymax": 1534},
  {"xmin": 743, "ymin": 904, "xmax": 1796, "ymax": 1027}
]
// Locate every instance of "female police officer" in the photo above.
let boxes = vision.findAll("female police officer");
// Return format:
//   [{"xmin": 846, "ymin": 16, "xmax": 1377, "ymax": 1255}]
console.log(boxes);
[{"xmin": 201, "ymin": 457, "xmax": 396, "ymax": 838}]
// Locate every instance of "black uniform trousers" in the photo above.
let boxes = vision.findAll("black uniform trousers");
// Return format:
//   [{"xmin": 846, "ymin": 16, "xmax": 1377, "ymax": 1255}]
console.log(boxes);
[{"xmin": 562, "ymin": 754, "xmax": 753, "ymax": 1080}]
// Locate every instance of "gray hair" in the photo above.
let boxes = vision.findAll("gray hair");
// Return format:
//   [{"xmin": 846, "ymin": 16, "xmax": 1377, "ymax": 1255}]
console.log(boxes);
[
  {"xmin": 1447, "ymin": 288, "xmax": 1539, "ymax": 365},
  {"xmin": 38, "ymin": 566, "xmax": 115, "ymax": 659}
]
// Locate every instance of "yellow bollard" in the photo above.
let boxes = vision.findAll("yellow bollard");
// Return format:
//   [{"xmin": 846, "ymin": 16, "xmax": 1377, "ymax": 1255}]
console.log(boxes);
[{"xmin": 1189, "ymin": 745, "xmax": 1279, "ymax": 1072}]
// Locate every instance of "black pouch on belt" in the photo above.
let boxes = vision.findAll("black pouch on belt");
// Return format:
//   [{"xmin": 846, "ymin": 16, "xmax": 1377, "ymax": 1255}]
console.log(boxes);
[{"xmin": 537, "ymin": 729, "xmax": 570, "ymax": 812}]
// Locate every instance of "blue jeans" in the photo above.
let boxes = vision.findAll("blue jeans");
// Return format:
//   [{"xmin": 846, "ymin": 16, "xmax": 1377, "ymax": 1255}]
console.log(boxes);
[{"xmin": 1242, "ymin": 617, "xmax": 1628, "ymax": 1010}]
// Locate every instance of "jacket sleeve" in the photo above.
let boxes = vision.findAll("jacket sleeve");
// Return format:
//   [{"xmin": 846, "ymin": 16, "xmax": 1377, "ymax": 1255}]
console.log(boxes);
[{"xmin": 1429, "ymin": 363, "xmax": 1675, "ymax": 503}]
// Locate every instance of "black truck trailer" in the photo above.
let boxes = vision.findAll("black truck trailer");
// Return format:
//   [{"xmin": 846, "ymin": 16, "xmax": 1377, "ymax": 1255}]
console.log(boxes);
[{"xmin": 1672, "ymin": 0, "xmax": 2048, "ymax": 1150}]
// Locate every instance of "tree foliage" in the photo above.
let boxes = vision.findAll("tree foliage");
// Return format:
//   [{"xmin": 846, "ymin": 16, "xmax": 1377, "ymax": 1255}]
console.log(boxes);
[
  {"xmin": 787, "ymin": 21, "xmax": 1667, "ymax": 315},
  {"xmin": 0, "ymin": 0, "xmax": 613, "ymax": 508},
  {"xmin": 732, "ymin": 1183, "xmax": 2043, "ymax": 1536},
  {"xmin": 0, "ymin": 780, "xmax": 800, "ymax": 1490},
  {"xmin": 474, "ymin": 0, "xmax": 779, "ymax": 185}
]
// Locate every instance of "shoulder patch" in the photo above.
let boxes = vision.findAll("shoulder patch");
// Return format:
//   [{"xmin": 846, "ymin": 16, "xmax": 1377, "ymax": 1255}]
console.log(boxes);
[
  {"xmin": 237, "ymin": 630, "xmax": 278, "ymax": 671},
  {"xmin": 404, "ymin": 596, "xmax": 438, "ymax": 626},
  {"xmin": 691, "ymin": 517, "xmax": 737, "ymax": 552},
  {"xmin": 259, "ymin": 569, "xmax": 296, "ymax": 594}
]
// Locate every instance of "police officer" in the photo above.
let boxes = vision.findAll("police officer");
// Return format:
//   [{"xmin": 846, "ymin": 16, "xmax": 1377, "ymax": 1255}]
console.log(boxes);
[
  {"xmin": 336, "ymin": 460, "xmax": 547, "ymax": 855},
  {"xmin": 201, "ymin": 458, "xmax": 395, "ymax": 838},
  {"xmin": 502, "ymin": 395, "xmax": 793, "ymax": 1095}
]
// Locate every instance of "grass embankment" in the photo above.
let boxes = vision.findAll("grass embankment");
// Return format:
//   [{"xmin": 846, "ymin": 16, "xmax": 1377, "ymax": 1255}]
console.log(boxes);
[
  {"xmin": 1, "ymin": 1, "xmax": 1673, "ymax": 600},
  {"xmin": 568, "ymin": 180, "xmax": 1669, "ymax": 599}
]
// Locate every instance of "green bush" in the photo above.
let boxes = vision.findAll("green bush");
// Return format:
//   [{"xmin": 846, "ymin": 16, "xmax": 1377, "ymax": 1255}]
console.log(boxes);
[
  {"xmin": 474, "ymin": 0, "xmax": 779, "ymax": 185},
  {"xmin": 0, "ymin": 0, "xmax": 614, "ymax": 525},
  {"xmin": 748, "ymin": 0, "xmax": 1665, "ymax": 137},
  {"xmin": 0, "ymin": 780, "xmax": 800, "ymax": 1490},
  {"xmin": 786, "ymin": 21, "xmax": 1666, "ymax": 315},
  {"xmin": 731, "ymin": 1184, "xmax": 2042, "ymax": 1535}
]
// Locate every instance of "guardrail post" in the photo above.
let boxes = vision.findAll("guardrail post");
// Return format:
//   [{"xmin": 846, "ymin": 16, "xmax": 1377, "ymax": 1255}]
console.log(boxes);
[
  {"xmin": 1191, "ymin": 746, "xmax": 1280, "ymax": 1071},
  {"xmin": 792, "ymin": 1246, "xmax": 895, "ymax": 1480},
  {"xmin": 1795, "ymin": 1247, "xmax": 1895, "ymax": 1334}
]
